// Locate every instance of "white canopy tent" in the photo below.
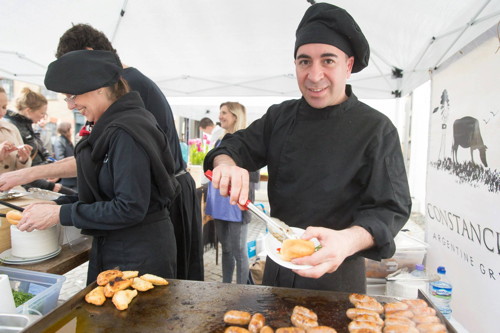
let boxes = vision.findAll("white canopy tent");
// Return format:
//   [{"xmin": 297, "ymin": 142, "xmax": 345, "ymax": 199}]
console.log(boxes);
[{"xmin": 1, "ymin": 0, "xmax": 499, "ymax": 119}]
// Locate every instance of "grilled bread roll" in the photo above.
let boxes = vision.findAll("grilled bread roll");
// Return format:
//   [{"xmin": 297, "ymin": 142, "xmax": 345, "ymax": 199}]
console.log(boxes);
[
  {"xmin": 97, "ymin": 270, "xmax": 123, "ymax": 286},
  {"xmin": 280, "ymin": 239, "xmax": 315, "ymax": 261},
  {"xmin": 140, "ymin": 273, "xmax": 169, "ymax": 285},
  {"xmin": 85, "ymin": 286, "xmax": 106, "ymax": 306},
  {"xmin": 112, "ymin": 289, "xmax": 138, "ymax": 311},
  {"xmin": 6, "ymin": 210, "xmax": 23, "ymax": 225},
  {"xmin": 131, "ymin": 277, "xmax": 155, "ymax": 292},
  {"xmin": 103, "ymin": 278, "xmax": 133, "ymax": 297}
]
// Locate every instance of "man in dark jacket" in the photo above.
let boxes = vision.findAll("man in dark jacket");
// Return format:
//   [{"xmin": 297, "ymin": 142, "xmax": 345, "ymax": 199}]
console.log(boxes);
[{"xmin": 204, "ymin": 3, "xmax": 411, "ymax": 293}]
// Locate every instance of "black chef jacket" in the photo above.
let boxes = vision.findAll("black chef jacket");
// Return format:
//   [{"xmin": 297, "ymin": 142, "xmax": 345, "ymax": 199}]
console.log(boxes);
[
  {"xmin": 60, "ymin": 92, "xmax": 179, "ymax": 284},
  {"xmin": 204, "ymin": 86, "xmax": 411, "ymax": 292}
]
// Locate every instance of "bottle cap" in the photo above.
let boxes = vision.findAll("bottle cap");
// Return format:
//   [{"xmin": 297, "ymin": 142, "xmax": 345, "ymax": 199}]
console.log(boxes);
[
  {"xmin": 415, "ymin": 264, "xmax": 424, "ymax": 271},
  {"xmin": 437, "ymin": 266, "xmax": 446, "ymax": 274}
]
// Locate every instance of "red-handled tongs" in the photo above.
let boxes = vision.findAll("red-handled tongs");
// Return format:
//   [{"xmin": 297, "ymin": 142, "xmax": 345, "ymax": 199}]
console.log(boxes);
[{"xmin": 205, "ymin": 170, "xmax": 296, "ymax": 241}]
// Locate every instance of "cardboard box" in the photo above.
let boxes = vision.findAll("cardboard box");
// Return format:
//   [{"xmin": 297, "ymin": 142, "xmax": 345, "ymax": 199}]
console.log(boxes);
[{"xmin": 366, "ymin": 232, "xmax": 428, "ymax": 278}]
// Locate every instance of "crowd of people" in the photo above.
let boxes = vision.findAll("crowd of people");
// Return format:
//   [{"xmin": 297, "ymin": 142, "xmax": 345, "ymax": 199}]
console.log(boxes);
[{"xmin": 0, "ymin": 3, "xmax": 412, "ymax": 293}]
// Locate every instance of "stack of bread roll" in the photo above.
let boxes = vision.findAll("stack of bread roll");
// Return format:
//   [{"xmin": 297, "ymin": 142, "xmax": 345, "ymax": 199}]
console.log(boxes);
[{"xmin": 85, "ymin": 270, "xmax": 168, "ymax": 310}]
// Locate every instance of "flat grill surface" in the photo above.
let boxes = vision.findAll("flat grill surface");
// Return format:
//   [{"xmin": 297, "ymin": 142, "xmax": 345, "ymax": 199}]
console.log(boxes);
[{"xmin": 26, "ymin": 280, "xmax": 456, "ymax": 333}]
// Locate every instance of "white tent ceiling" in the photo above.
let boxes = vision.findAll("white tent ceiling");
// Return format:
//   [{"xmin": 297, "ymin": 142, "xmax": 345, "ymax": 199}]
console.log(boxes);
[{"xmin": 1, "ymin": 0, "xmax": 499, "ymax": 119}]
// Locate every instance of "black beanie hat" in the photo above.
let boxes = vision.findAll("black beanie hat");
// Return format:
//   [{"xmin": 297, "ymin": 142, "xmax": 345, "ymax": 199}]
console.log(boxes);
[
  {"xmin": 44, "ymin": 50, "xmax": 123, "ymax": 95},
  {"xmin": 294, "ymin": 3, "xmax": 370, "ymax": 73}
]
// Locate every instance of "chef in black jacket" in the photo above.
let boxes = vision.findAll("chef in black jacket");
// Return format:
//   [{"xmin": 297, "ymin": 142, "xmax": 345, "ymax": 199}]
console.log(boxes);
[
  {"xmin": 204, "ymin": 3, "xmax": 411, "ymax": 293},
  {"xmin": 17, "ymin": 50, "xmax": 180, "ymax": 284}
]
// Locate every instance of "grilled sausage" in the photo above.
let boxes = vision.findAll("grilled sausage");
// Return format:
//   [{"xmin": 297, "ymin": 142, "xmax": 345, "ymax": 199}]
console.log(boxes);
[
  {"xmin": 306, "ymin": 326, "xmax": 337, "ymax": 333},
  {"xmin": 348, "ymin": 329, "xmax": 382, "ymax": 333},
  {"xmin": 383, "ymin": 302, "xmax": 409, "ymax": 313},
  {"xmin": 291, "ymin": 313, "xmax": 318, "ymax": 330},
  {"xmin": 260, "ymin": 326, "xmax": 274, "ymax": 333},
  {"xmin": 353, "ymin": 314, "xmax": 384, "ymax": 326},
  {"xmin": 402, "ymin": 299, "xmax": 427, "ymax": 309},
  {"xmin": 349, "ymin": 293, "xmax": 376, "ymax": 305},
  {"xmin": 410, "ymin": 306, "xmax": 436, "ymax": 316},
  {"xmin": 382, "ymin": 325, "xmax": 419, "ymax": 333},
  {"xmin": 276, "ymin": 328, "xmax": 306, "ymax": 333},
  {"xmin": 416, "ymin": 323, "xmax": 447, "ymax": 333},
  {"xmin": 224, "ymin": 310, "xmax": 252, "ymax": 325},
  {"xmin": 346, "ymin": 308, "xmax": 381, "ymax": 320},
  {"xmin": 383, "ymin": 317, "xmax": 415, "ymax": 327},
  {"xmin": 412, "ymin": 315, "xmax": 440, "ymax": 325},
  {"xmin": 384, "ymin": 310, "xmax": 414, "ymax": 319},
  {"xmin": 225, "ymin": 327, "xmax": 250, "ymax": 333},
  {"xmin": 347, "ymin": 320, "xmax": 382, "ymax": 332},
  {"xmin": 354, "ymin": 300, "xmax": 384, "ymax": 314},
  {"xmin": 248, "ymin": 313, "xmax": 265, "ymax": 333},
  {"xmin": 293, "ymin": 305, "xmax": 318, "ymax": 321}
]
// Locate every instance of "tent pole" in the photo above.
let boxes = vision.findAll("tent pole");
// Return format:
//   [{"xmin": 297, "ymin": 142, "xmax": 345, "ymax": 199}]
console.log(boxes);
[
  {"xmin": 432, "ymin": 0, "xmax": 492, "ymax": 69},
  {"xmin": 111, "ymin": 0, "xmax": 130, "ymax": 43}
]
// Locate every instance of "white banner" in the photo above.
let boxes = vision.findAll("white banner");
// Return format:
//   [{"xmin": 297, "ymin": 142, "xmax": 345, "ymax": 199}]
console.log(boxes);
[{"xmin": 426, "ymin": 30, "xmax": 500, "ymax": 332}]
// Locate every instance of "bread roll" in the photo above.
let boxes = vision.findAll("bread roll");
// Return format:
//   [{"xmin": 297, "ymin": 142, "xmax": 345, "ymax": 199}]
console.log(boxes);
[
  {"xmin": 280, "ymin": 239, "xmax": 315, "ymax": 261},
  {"xmin": 6, "ymin": 210, "xmax": 23, "ymax": 225}
]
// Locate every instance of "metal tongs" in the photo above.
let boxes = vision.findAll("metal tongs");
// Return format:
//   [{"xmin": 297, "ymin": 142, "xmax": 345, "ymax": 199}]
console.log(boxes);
[{"xmin": 205, "ymin": 170, "xmax": 297, "ymax": 242}]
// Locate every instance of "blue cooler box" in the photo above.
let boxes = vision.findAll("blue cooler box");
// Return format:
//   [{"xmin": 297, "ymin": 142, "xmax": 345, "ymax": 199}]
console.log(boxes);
[{"xmin": 0, "ymin": 267, "xmax": 66, "ymax": 315}]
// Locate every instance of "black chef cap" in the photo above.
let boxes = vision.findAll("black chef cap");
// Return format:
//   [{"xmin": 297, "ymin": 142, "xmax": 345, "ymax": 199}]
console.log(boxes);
[
  {"xmin": 44, "ymin": 50, "xmax": 123, "ymax": 95},
  {"xmin": 294, "ymin": 3, "xmax": 370, "ymax": 73}
]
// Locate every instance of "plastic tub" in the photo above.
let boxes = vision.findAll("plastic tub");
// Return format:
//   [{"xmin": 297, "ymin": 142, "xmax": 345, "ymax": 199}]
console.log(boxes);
[
  {"xmin": 365, "ymin": 232, "xmax": 428, "ymax": 278},
  {"xmin": 0, "ymin": 314, "xmax": 30, "ymax": 333},
  {"xmin": 0, "ymin": 267, "xmax": 66, "ymax": 315}
]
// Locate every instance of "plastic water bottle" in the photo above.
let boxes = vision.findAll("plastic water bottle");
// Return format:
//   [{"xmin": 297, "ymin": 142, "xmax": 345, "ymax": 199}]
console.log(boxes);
[
  {"xmin": 429, "ymin": 266, "xmax": 452, "ymax": 319},
  {"xmin": 411, "ymin": 264, "xmax": 426, "ymax": 278}
]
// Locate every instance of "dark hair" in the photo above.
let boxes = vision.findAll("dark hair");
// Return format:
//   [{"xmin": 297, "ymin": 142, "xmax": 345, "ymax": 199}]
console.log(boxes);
[
  {"xmin": 199, "ymin": 117, "xmax": 215, "ymax": 129},
  {"xmin": 16, "ymin": 87, "xmax": 47, "ymax": 111},
  {"xmin": 107, "ymin": 78, "xmax": 130, "ymax": 101},
  {"xmin": 56, "ymin": 24, "xmax": 122, "ymax": 65},
  {"xmin": 0, "ymin": 87, "xmax": 5, "ymax": 94}
]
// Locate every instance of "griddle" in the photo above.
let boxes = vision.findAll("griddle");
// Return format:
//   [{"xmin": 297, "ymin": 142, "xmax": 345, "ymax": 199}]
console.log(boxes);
[{"xmin": 23, "ymin": 279, "xmax": 457, "ymax": 333}]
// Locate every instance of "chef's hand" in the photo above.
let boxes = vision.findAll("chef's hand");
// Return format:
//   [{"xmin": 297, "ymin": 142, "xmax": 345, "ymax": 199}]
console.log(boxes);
[
  {"xmin": 16, "ymin": 144, "xmax": 32, "ymax": 164},
  {"xmin": 291, "ymin": 226, "xmax": 375, "ymax": 279},
  {"xmin": 211, "ymin": 155, "xmax": 249, "ymax": 206},
  {"xmin": 17, "ymin": 202, "xmax": 60, "ymax": 232}
]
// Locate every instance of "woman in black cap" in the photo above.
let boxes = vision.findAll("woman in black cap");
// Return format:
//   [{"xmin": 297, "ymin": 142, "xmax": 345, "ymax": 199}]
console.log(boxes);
[{"xmin": 17, "ymin": 50, "xmax": 180, "ymax": 284}]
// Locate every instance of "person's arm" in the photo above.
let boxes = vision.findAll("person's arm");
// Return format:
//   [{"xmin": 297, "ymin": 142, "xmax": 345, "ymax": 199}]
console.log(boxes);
[
  {"xmin": 0, "ymin": 156, "xmax": 77, "ymax": 191},
  {"xmin": 59, "ymin": 130, "xmax": 151, "ymax": 231},
  {"xmin": 291, "ymin": 226, "xmax": 375, "ymax": 278}
]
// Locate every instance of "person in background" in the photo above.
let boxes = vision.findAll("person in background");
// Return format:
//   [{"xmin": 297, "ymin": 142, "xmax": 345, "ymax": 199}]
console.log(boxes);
[
  {"xmin": 33, "ymin": 116, "xmax": 54, "ymax": 158},
  {"xmin": 18, "ymin": 50, "xmax": 180, "ymax": 285},
  {"xmin": 199, "ymin": 117, "xmax": 224, "ymax": 147},
  {"xmin": 0, "ymin": 24, "xmax": 204, "ymax": 281},
  {"xmin": 205, "ymin": 102, "xmax": 259, "ymax": 284},
  {"xmin": 204, "ymin": 3, "xmax": 411, "ymax": 293},
  {"xmin": 4, "ymin": 87, "xmax": 74, "ymax": 194},
  {"xmin": 53, "ymin": 122, "xmax": 77, "ymax": 191},
  {"xmin": 0, "ymin": 87, "xmax": 32, "ymax": 173}
]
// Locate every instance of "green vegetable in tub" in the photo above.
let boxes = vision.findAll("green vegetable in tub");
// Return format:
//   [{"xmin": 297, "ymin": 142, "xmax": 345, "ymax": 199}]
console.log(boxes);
[{"xmin": 12, "ymin": 290, "xmax": 35, "ymax": 307}]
